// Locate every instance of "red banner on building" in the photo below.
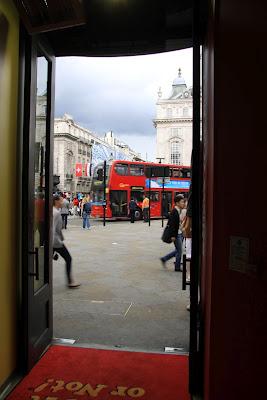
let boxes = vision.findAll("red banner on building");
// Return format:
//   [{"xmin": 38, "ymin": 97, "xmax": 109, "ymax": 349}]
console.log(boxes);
[{"xmin": 75, "ymin": 163, "xmax": 82, "ymax": 177}]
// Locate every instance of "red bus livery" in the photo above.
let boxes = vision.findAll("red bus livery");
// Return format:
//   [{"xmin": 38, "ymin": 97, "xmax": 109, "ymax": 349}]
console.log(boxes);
[{"xmin": 91, "ymin": 160, "xmax": 191, "ymax": 220}]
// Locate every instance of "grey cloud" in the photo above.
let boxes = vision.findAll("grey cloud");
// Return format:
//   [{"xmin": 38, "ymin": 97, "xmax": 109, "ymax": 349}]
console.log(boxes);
[{"xmin": 55, "ymin": 49, "xmax": 192, "ymax": 159}]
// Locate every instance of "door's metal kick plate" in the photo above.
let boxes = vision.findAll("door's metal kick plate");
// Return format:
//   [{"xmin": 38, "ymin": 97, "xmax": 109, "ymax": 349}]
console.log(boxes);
[
  {"xmin": 53, "ymin": 337, "xmax": 76, "ymax": 345},
  {"xmin": 164, "ymin": 347, "xmax": 185, "ymax": 353}
]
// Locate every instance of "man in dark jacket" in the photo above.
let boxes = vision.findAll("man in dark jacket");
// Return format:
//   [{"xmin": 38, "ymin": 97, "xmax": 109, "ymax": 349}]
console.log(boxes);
[
  {"xmin": 160, "ymin": 194, "xmax": 185, "ymax": 271},
  {"xmin": 128, "ymin": 198, "xmax": 137, "ymax": 223}
]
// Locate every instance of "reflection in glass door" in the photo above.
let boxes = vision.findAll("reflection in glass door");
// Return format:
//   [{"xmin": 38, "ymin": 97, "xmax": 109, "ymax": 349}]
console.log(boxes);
[{"xmin": 33, "ymin": 56, "xmax": 48, "ymax": 292}]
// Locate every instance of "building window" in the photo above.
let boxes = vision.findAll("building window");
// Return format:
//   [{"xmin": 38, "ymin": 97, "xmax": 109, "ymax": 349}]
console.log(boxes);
[
  {"xmin": 66, "ymin": 153, "xmax": 73, "ymax": 175},
  {"xmin": 183, "ymin": 107, "xmax": 189, "ymax": 117},
  {"xmin": 167, "ymin": 108, "xmax": 172, "ymax": 118},
  {"xmin": 171, "ymin": 128, "xmax": 178, "ymax": 136},
  {"xmin": 170, "ymin": 141, "xmax": 182, "ymax": 165},
  {"xmin": 145, "ymin": 191, "xmax": 159, "ymax": 202},
  {"xmin": 67, "ymin": 142, "xmax": 72, "ymax": 151}
]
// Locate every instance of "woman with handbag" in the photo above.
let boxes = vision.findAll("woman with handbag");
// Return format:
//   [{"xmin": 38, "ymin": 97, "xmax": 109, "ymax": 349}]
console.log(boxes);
[{"xmin": 160, "ymin": 194, "xmax": 185, "ymax": 271}]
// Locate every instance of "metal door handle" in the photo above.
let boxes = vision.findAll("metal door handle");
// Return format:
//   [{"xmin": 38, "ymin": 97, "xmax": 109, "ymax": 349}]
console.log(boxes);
[{"xmin": 28, "ymin": 248, "xmax": 39, "ymax": 280}]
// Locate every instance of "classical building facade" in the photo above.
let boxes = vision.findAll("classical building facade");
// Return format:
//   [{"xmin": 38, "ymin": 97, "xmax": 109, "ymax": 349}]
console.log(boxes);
[
  {"xmin": 154, "ymin": 69, "xmax": 192, "ymax": 166},
  {"xmin": 53, "ymin": 114, "xmax": 142, "ymax": 193}
]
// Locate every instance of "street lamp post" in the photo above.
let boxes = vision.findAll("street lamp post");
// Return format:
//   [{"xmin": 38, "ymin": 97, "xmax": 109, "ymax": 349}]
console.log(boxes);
[{"xmin": 156, "ymin": 157, "xmax": 165, "ymax": 164}]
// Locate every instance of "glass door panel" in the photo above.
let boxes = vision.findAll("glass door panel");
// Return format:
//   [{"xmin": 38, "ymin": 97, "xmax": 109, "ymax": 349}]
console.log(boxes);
[
  {"xmin": 33, "ymin": 56, "xmax": 48, "ymax": 292},
  {"xmin": 24, "ymin": 37, "xmax": 55, "ymax": 370}
]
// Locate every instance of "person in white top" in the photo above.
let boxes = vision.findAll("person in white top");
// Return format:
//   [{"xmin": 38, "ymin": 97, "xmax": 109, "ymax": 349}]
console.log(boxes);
[{"xmin": 181, "ymin": 199, "xmax": 192, "ymax": 260}]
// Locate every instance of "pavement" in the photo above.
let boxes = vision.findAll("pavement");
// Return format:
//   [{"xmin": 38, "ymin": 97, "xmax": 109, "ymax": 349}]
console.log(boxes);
[{"xmin": 53, "ymin": 216, "xmax": 190, "ymax": 353}]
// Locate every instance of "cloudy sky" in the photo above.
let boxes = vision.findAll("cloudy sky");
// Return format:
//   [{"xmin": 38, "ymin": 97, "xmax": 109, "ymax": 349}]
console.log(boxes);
[{"xmin": 55, "ymin": 48, "xmax": 192, "ymax": 161}]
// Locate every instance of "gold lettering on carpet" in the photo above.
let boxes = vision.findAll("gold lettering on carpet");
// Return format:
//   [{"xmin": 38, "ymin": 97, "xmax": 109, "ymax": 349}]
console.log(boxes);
[{"xmin": 31, "ymin": 379, "xmax": 146, "ymax": 399}]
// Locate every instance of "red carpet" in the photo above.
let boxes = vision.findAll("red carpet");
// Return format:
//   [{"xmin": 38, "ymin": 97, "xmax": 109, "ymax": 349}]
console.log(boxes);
[{"xmin": 7, "ymin": 345, "xmax": 189, "ymax": 400}]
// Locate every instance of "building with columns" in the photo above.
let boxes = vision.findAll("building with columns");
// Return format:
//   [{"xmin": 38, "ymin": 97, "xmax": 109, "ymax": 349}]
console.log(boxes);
[
  {"xmin": 153, "ymin": 69, "xmax": 192, "ymax": 166},
  {"xmin": 53, "ymin": 114, "xmax": 142, "ymax": 193}
]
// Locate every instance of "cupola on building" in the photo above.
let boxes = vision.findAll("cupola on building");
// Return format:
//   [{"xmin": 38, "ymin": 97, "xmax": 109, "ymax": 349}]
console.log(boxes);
[{"xmin": 153, "ymin": 68, "xmax": 192, "ymax": 166}]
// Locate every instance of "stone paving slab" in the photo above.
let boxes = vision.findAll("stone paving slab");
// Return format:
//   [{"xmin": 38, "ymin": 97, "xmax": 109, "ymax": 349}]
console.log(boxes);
[{"xmin": 53, "ymin": 217, "xmax": 189, "ymax": 352}]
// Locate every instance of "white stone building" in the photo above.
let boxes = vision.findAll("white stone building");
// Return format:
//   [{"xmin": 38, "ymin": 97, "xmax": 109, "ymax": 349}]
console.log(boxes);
[
  {"xmin": 154, "ymin": 69, "xmax": 192, "ymax": 166},
  {"xmin": 53, "ymin": 114, "xmax": 142, "ymax": 193}
]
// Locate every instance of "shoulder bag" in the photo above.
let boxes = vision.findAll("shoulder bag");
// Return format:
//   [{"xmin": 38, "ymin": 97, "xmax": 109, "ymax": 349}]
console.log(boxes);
[{"xmin": 161, "ymin": 224, "xmax": 172, "ymax": 243}]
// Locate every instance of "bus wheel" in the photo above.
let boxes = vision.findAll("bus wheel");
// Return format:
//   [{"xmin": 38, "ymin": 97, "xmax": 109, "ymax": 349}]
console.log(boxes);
[{"xmin": 135, "ymin": 209, "xmax": 142, "ymax": 220}]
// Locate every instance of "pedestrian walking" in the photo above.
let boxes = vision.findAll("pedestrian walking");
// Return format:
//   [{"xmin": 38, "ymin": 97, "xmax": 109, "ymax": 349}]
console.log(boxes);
[
  {"xmin": 78, "ymin": 198, "xmax": 82, "ymax": 217},
  {"xmin": 160, "ymin": 194, "xmax": 185, "ymax": 271},
  {"xmin": 128, "ymin": 198, "xmax": 137, "ymax": 223},
  {"xmin": 82, "ymin": 195, "xmax": 92, "ymax": 229},
  {"xmin": 73, "ymin": 197, "xmax": 79, "ymax": 215},
  {"xmin": 61, "ymin": 194, "xmax": 70, "ymax": 229},
  {"xmin": 142, "ymin": 194, "xmax": 149, "ymax": 222},
  {"xmin": 53, "ymin": 194, "xmax": 80, "ymax": 288}
]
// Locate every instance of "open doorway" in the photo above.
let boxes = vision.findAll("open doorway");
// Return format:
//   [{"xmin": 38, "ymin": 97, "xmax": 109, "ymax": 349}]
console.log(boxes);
[
  {"xmin": 0, "ymin": 1, "xmax": 207, "ymax": 398},
  {"xmin": 51, "ymin": 49, "xmax": 194, "ymax": 353}
]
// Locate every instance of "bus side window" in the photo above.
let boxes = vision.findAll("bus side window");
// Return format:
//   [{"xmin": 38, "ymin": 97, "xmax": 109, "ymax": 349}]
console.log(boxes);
[
  {"xmin": 180, "ymin": 168, "xmax": 191, "ymax": 178},
  {"xmin": 129, "ymin": 164, "xmax": 144, "ymax": 176},
  {"xmin": 115, "ymin": 163, "xmax": 128, "ymax": 175},
  {"xmin": 185, "ymin": 169, "xmax": 191, "ymax": 178},
  {"xmin": 172, "ymin": 168, "xmax": 183, "ymax": 178},
  {"xmin": 146, "ymin": 192, "xmax": 159, "ymax": 202}
]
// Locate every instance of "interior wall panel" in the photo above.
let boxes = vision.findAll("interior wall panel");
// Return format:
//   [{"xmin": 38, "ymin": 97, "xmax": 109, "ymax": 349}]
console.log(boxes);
[
  {"xmin": 0, "ymin": 0, "xmax": 19, "ymax": 387},
  {"xmin": 202, "ymin": 0, "xmax": 267, "ymax": 398}
]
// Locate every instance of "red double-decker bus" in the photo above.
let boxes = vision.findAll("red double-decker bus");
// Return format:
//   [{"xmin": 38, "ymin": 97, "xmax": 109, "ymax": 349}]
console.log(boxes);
[{"xmin": 91, "ymin": 160, "xmax": 191, "ymax": 220}]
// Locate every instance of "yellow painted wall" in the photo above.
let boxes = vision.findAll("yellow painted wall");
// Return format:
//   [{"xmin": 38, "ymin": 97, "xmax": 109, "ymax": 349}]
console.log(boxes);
[{"xmin": 0, "ymin": 0, "xmax": 19, "ymax": 386}]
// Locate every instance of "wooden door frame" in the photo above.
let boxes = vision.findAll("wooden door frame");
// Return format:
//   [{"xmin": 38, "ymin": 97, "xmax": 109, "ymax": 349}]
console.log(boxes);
[
  {"xmin": 189, "ymin": 0, "xmax": 205, "ymax": 396},
  {"xmin": 11, "ymin": 6, "xmax": 204, "ymax": 397}
]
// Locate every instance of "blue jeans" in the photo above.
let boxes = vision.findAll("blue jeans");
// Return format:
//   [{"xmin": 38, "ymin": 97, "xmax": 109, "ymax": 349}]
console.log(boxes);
[
  {"xmin": 162, "ymin": 233, "xmax": 183, "ymax": 270},
  {"xmin": 82, "ymin": 213, "xmax": 90, "ymax": 228}
]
